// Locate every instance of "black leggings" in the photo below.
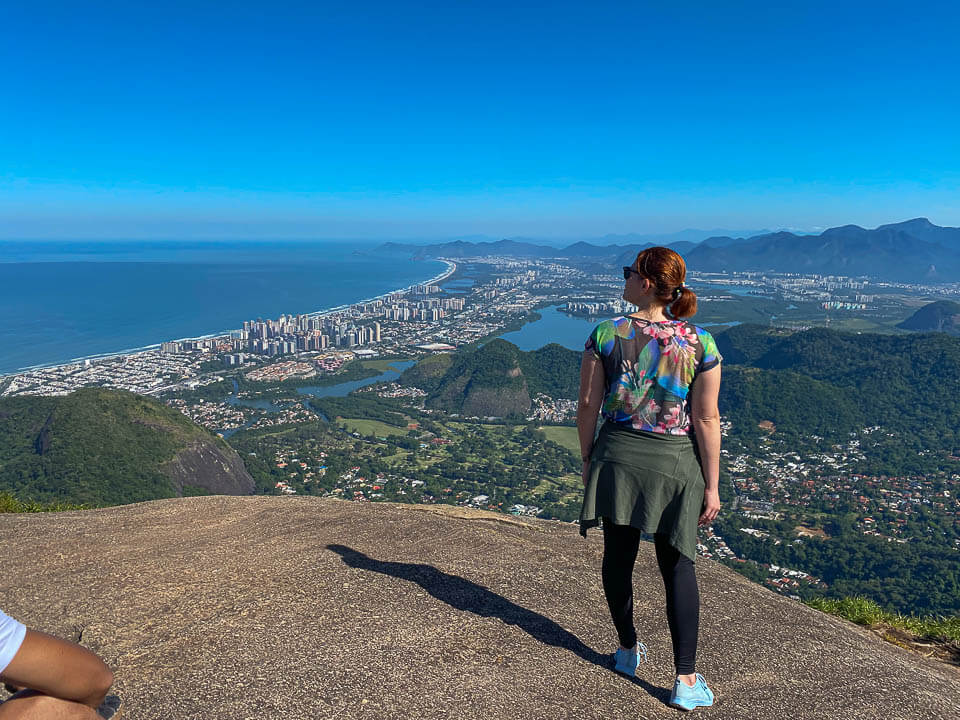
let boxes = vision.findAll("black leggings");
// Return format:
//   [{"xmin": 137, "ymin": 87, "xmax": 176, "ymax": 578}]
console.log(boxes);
[{"xmin": 601, "ymin": 520, "xmax": 699, "ymax": 675}]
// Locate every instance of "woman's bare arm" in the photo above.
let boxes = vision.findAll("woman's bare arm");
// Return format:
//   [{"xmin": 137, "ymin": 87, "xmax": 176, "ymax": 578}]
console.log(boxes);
[
  {"xmin": 577, "ymin": 351, "xmax": 606, "ymax": 484},
  {"xmin": 690, "ymin": 364, "xmax": 722, "ymax": 525}
]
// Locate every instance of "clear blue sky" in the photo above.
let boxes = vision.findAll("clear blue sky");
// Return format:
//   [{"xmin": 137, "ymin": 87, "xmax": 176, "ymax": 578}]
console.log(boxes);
[{"xmin": 2, "ymin": 0, "xmax": 958, "ymax": 239}]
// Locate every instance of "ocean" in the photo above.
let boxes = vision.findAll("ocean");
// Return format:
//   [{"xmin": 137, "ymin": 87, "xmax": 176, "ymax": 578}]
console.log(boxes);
[{"xmin": 0, "ymin": 240, "xmax": 445, "ymax": 376}]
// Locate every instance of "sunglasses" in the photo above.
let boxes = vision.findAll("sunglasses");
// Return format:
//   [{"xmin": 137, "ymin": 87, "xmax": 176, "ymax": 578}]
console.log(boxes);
[{"xmin": 623, "ymin": 266, "xmax": 643, "ymax": 280}]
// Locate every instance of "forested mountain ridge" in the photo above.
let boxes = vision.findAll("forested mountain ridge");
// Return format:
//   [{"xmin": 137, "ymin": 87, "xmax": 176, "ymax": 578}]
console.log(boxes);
[
  {"xmin": 0, "ymin": 387, "xmax": 254, "ymax": 505},
  {"xmin": 714, "ymin": 324, "xmax": 960, "ymax": 458},
  {"xmin": 401, "ymin": 324, "xmax": 960, "ymax": 460},
  {"xmin": 397, "ymin": 326, "xmax": 960, "ymax": 463}
]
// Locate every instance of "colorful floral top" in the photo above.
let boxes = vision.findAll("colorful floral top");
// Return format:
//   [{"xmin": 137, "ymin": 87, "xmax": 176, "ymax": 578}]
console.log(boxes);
[{"xmin": 585, "ymin": 317, "xmax": 722, "ymax": 436}]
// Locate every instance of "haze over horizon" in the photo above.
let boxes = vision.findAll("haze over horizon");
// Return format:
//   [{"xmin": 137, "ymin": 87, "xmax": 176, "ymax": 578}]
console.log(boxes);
[{"xmin": 2, "ymin": 1, "xmax": 958, "ymax": 239}]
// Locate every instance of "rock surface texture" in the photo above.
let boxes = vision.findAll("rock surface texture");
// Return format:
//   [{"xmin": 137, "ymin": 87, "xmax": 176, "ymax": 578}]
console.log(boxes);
[
  {"xmin": 1, "ymin": 496, "xmax": 957, "ymax": 719},
  {"xmin": 162, "ymin": 439, "xmax": 256, "ymax": 496}
]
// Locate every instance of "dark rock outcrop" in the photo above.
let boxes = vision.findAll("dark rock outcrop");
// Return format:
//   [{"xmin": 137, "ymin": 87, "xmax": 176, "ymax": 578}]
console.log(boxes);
[
  {"xmin": 461, "ymin": 383, "xmax": 531, "ymax": 418},
  {"xmin": 162, "ymin": 439, "xmax": 255, "ymax": 496}
]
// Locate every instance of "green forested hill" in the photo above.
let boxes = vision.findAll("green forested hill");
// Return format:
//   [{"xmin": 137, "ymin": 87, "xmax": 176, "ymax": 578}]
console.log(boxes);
[
  {"xmin": 708, "ymin": 325, "xmax": 960, "ymax": 613},
  {"xmin": 402, "ymin": 325, "xmax": 960, "ymax": 468},
  {"xmin": 897, "ymin": 300, "xmax": 960, "ymax": 335},
  {"xmin": 518, "ymin": 343, "xmax": 582, "ymax": 398},
  {"xmin": 715, "ymin": 325, "xmax": 960, "ymax": 459},
  {"xmin": 0, "ymin": 388, "xmax": 254, "ymax": 506},
  {"xmin": 718, "ymin": 366, "xmax": 862, "ymax": 437},
  {"xmin": 401, "ymin": 340, "xmax": 580, "ymax": 417}
]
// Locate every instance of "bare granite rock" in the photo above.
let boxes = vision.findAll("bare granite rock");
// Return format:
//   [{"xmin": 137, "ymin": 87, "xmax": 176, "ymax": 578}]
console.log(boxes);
[
  {"xmin": 163, "ymin": 439, "xmax": 255, "ymax": 497},
  {"xmin": 1, "ymin": 496, "xmax": 957, "ymax": 719}
]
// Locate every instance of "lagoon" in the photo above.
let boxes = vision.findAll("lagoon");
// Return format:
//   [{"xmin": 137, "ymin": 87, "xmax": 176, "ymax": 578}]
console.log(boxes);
[
  {"xmin": 496, "ymin": 305, "xmax": 741, "ymax": 353},
  {"xmin": 296, "ymin": 360, "xmax": 416, "ymax": 399},
  {"xmin": 496, "ymin": 305, "xmax": 598, "ymax": 351}
]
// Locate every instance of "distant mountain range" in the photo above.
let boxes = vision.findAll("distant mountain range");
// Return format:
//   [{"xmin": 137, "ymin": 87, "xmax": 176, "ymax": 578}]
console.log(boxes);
[
  {"xmin": 378, "ymin": 218, "xmax": 960, "ymax": 281},
  {"xmin": 393, "ymin": 228, "xmax": 775, "ymax": 248}
]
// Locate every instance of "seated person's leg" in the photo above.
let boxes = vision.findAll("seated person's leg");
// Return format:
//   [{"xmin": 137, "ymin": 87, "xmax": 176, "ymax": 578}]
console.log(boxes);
[{"xmin": 0, "ymin": 689, "xmax": 101, "ymax": 719}]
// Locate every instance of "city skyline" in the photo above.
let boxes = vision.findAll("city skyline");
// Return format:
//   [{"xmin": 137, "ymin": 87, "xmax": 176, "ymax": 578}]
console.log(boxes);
[{"xmin": 3, "ymin": 1, "xmax": 959, "ymax": 238}]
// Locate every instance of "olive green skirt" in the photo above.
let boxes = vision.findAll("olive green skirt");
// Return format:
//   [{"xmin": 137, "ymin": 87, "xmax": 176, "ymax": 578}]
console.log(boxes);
[{"xmin": 580, "ymin": 422, "xmax": 705, "ymax": 562}]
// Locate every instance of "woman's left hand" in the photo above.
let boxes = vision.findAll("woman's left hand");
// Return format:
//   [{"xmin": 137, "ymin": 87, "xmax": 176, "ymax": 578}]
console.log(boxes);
[
  {"xmin": 582, "ymin": 460, "xmax": 591, "ymax": 487},
  {"xmin": 699, "ymin": 488, "xmax": 721, "ymax": 526}
]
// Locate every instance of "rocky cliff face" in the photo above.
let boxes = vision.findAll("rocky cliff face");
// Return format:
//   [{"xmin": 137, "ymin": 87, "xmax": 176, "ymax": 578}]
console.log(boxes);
[
  {"xmin": 461, "ymin": 383, "xmax": 531, "ymax": 418},
  {"xmin": 162, "ymin": 439, "xmax": 255, "ymax": 496},
  {"xmin": 1, "ymin": 497, "xmax": 956, "ymax": 720}
]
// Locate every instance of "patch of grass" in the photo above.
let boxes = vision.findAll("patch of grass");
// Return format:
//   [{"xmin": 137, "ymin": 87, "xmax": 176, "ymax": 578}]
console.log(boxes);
[
  {"xmin": 531, "ymin": 473, "xmax": 581, "ymax": 499},
  {"xmin": 807, "ymin": 596, "xmax": 960, "ymax": 644},
  {"xmin": 360, "ymin": 358, "xmax": 410, "ymax": 373},
  {"xmin": 338, "ymin": 418, "xmax": 410, "ymax": 438},
  {"xmin": 828, "ymin": 317, "xmax": 904, "ymax": 333},
  {"xmin": 0, "ymin": 492, "xmax": 89, "ymax": 513},
  {"xmin": 538, "ymin": 426, "xmax": 580, "ymax": 456}
]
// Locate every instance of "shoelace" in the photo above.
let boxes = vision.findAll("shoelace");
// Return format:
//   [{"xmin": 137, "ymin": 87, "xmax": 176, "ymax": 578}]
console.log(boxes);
[
  {"xmin": 637, "ymin": 641, "xmax": 648, "ymax": 663},
  {"xmin": 618, "ymin": 642, "xmax": 648, "ymax": 663}
]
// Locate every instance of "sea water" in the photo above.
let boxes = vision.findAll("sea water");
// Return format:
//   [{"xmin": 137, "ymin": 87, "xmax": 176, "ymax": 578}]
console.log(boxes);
[{"xmin": 0, "ymin": 240, "xmax": 444, "ymax": 375}]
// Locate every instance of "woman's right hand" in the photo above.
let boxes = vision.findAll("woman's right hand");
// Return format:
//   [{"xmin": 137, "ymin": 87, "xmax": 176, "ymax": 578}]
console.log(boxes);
[
  {"xmin": 581, "ymin": 460, "xmax": 591, "ymax": 487},
  {"xmin": 699, "ymin": 488, "xmax": 721, "ymax": 526}
]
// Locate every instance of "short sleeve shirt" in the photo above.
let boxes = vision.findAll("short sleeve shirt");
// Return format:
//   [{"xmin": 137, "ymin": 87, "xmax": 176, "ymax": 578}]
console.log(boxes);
[{"xmin": 585, "ymin": 316, "xmax": 722, "ymax": 435}]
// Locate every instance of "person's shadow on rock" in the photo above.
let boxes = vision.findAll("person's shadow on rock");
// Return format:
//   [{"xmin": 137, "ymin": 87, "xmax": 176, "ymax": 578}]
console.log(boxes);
[{"xmin": 326, "ymin": 544, "xmax": 671, "ymax": 705}]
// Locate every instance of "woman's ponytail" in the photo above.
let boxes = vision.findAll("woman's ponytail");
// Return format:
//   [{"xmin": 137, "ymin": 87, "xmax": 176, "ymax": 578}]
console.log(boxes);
[
  {"xmin": 668, "ymin": 285, "xmax": 698, "ymax": 319},
  {"xmin": 633, "ymin": 246, "xmax": 699, "ymax": 319}
]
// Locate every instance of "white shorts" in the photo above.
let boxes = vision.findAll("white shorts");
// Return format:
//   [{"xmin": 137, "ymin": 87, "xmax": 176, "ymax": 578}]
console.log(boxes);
[{"xmin": 0, "ymin": 609, "xmax": 27, "ymax": 675}]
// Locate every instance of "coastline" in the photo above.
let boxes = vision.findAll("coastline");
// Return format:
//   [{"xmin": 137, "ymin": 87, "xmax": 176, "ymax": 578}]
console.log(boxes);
[{"xmin": 2, "ymin": 259, "xmax": 456, "ymax": 378}]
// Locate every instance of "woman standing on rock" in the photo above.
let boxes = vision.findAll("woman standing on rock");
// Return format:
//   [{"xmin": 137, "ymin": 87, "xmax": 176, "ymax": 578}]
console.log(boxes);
[{"xmin": 577, "ymin": 246, "xmax": 722, "ymax": 711}]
